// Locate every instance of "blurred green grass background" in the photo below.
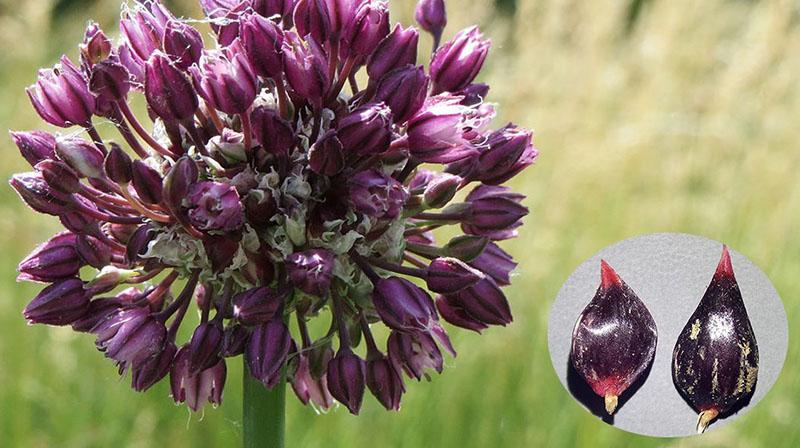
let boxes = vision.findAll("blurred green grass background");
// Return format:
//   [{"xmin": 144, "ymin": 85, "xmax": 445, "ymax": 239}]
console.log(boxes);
[{"xmin": 1, "ymin": 0, "xmax": 799, "ymax": 447}]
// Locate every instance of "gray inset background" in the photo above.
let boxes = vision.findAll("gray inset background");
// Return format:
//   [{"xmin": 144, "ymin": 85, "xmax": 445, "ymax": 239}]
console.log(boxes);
[{"xmin": 547, "ymin": 233, "xmax": 788, "ymax": 438}]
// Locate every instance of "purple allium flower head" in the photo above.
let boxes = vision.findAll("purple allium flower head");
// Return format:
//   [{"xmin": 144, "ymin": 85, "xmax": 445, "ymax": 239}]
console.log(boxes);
[
  {"xmin": 11, "ymin": 0, "xmax": 535, "ymax": 413},
  {"xmin": 187, "ymin": 181, "xmax": 245, "ymax": 232},
  {"xmin": 348, "ymin": 169, "xmax": 408, "ymax": 219},
  {"xmin": 10, "ymin": 130, "xmax": 56, "ymax": 167},
  {"xmin": 191, "ymin": 44, "xmax": 258, "ymax": 115},
  {"xmin": 246, "ymin": 318, "xmax": 293, "ymax": 388},
  {"xmin": 145, "ymin": 52, "xmax": 199, "ymax": 123},
  {"xmin": 18, "ymin": 232, "xmax": 83, "ymax": 283},
  {"xmin": 171, "ymin": 346, "xmax": 227, "ymax": 412},
  {"xmin": 286, "ymin": 249, "xmax": 335, "ymax": 297},
  {"xmin": 415, "ymin": 0, "xmax": 447, "ymax": 43},
  {"xmin": 367, "ymin": 24, "xmax": 419, "ymax": 83},
  {"xmin": 430, "ymin": 26, "xmax": 491, "ymax": 94},
  {"xmin": 327, "ymin": 348, "xmax": 366, "ymax": 414},
  {"xmin": 23, "ymin": 277, "xmax": 89, "ymax": 325},
  {"xmin": 366, "ymin": 355, "xmax": 405, "ymax": 411},
  {"xmin": 27, "ymin": 56, "xmax": 95, "ymax": 128}
]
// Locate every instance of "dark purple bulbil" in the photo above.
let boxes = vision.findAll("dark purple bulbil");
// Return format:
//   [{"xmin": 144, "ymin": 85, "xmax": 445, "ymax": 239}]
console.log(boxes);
[{"xmin": 11, "ymin": 0, "xmax": 536, "ymax": 414}]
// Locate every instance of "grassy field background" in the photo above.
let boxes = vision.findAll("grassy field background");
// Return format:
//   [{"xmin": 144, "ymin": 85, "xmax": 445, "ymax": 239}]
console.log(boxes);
[{"xmin": 1, "ymin": 0, "xmax": 799, "ymax": 447}]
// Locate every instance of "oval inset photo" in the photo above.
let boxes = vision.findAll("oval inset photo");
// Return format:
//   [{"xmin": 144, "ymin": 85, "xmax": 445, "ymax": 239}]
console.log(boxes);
[{"xmin": 547, "ymin": 233, "xmax": 788, "ymax": 438}]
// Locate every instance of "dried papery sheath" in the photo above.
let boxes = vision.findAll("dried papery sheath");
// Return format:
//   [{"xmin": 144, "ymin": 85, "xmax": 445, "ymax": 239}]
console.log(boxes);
[
  {"xmin": 9, "ymin": 0, "xmax": 537, "ymax": 415},
  {"xmin": 672, "ymin": 246, "xmax": 759, "ymax": 433},
  {"xmin": 570, "ymin": 260, "xmax": 657, "ymax": 414}
]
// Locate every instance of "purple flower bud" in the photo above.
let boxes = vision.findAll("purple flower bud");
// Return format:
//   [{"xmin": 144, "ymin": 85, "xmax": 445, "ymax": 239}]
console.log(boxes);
[
  {"xmin": 291, "ymin": 353, "xmax": 335, "ymax": 410},
  {"xmin": 220, "ymin": 324, "xmax": 248, "ymax": 357},
  {"xmin": 36, "ymin": 159, "xmax": 81, "ymax": 195},
  {"xmin": 80, "ymin": 22, "xmax": 112, "ymax": 65},
  {"xmin": 251, "ymin": 106, "xmax": 296, "ymax": 155},
  {"xmin": 27, "ymin": 56, "xmax": 95, "ymax": 127},
  {"xmin": 406, "ymin": 95, "xmax": 480, "ymax": 163},
  {"xmin": 324, "ymin": 0, "xmax": 357, "ymax": 42},
  {"xmin": 18, "ymin": 232, "xmax": 83, "ymax": 283},
  {"xmin": 426, "ymin": 257, "xmax": 483, "ymax": 295},
  {"xmin": 435, "ymin": 294, "xmax": 488, "ymax": 333},
  {"xmin": 131, "ymin": 341, "xmax": 177, "ymax": 392},
  {"xmin": 10, "ymin": 172, "xmax": 71, "ymax": 216},
  {"xmin": 246, "ymin": 318, "xmax": 293, "ymax": 389},
  {"xmin": 200, "ymin": 0, "xmax": 246, "ymax": 46},
  {"xmin": 462, "ymin": 185, "xmax": 528, "ymax": 240},
  {"xmin": 430, "ymin": 26, "xmax": 491, "ymax": 94},
  {"xmin": 460, "ymin": 83, "xmax": 489, "ymax": 106},
  {"xmin": 117, "ymin": 42, "xmax": 145, "ymax": 85},
  {"xmin": 441, "ymin": 234, "xmax": 488, "ymax": 262},
  {"xmin": 387, "ymin": 330, "xmax": 443, "ymax": 380},
  {"xmin": 240, "ymin": 14, "xmax": 284, "ymax": 80},
  {"xmin": 190, "ymin": 45, "xmax": 258, "ymax": 115},
  {"xmin": 326, "ymin": 349, "xmax": 366, "ymax": 414},
  {"xmin": 286, "ymin": 249, "xmax": 335, "ymax": 297},
  {"xmin": 232, "ymin": 286, "xmax": 285, "ymax": 325},
  {"xmin": 71, "ymin": 298, "xmax": 121, "ymax": 333},
  {"xmin": 90, "ymin": 61, "xmax": 131, "ymax": 103},
  {"xmin": 59, "ymin": 204, "xmax": 102, "ymax": 237},
  {"xmin": 23, "ymin": 277, "xmax": 89, "ymax": 325},
  {"xmin": 145, "ymin": 52, "xmax": 199, "ymax": 123},
  {"xmin": 171, "ymin": 346, "xmax": 227, "ymax": 411},
  {"xmin": 187, "ymin": 181, "xmax": 245, "ymax": 232},
  {"xmin": 294, "ymin": 0, "xmax": 331, "ymax": 44},
  {"xmin": 469, "ymin": 242, "xmax": 516, "ymax": 286},
  {"xmin": 188, "ymin": 321, "xmax": 224, "ymax": 374},
  {"xmin": 120, "ymin": 1, "xmax": 171, "ymax": 63},
  {"xmin": 105, "ymin": 143, "xmax": 133, "ymax": 184},
  {"xmin": 347, "ymin": 169, "xmax": 408, "ymax": 219},
  {"xmin": 93, "ymin": 307, "xmax": 167, "ymax": 369},
  {"xmin": 54, "ymin": 137, "xmax": 105, "ymax": 179},
  {"xmin": 163, "ymin": 19, "xmax": 204, "ymax": 70},
  {"xmin": 374, "ymin": 65, "xmax": 429, "ymax": 124},
  {"xmin": 344, "ymin": 0, "xmax": 390, "ymax": 58},
  {"xmin": 336, "ymin": 102, "xmax": 393, "ymax": 157},
  {"xmin": 126, "ymin": 224, "xmax": 155, "ymax": 265},
  {"xmin": 162, "ymin": 156, "xmax": 198, "ymax": 216},
  {"xmin": 10, "ymin": 130, "xmax": 56, "ymax": 167},
  {"xmin": 470, "ymin": 124, "xmax": 537, "ymax": 185},
  {"xmin": 367, "ymin": 24, "xmax": 419, "ymax": 83},
  {"xmin": 252, "ymin": 0, "xmax": 294, "ymax": 21},
  {"xmin": 282, "ymin": 32, "xmax": 330, "ymax": 107},
  {"xmin": 445, "ymin": 276, "xmax": 512, "ymax": 326},
  {"xmin": 373, "ymin": 276, "xmax": 438, "ymax": 332},
  {"xmin": 423, "ymin": 173, "xmax": 461, "ymax": 208},
  {"xmin": 308, "ymin": 130, "xmax": 344, "ymax": 176},
  {"xmin": 415, "ymin": 0, "xmax": 447, "ymax": 41},
  {"xmin": 131, "ymin": 160, "xmax": 164, "ymax": 205},
  {"xmin": 366, "ymin": 355, "xmax": 405, "ymax": 410},
  {"xmin": 75, "ymin": 234, "xmax": 112, "ymax": 269}
]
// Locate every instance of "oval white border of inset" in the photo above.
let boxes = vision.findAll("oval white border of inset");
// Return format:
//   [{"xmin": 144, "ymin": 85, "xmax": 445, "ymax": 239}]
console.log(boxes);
[{"xmin": 547, "ymin": 233, "xmax": 788, "ymax": 437}]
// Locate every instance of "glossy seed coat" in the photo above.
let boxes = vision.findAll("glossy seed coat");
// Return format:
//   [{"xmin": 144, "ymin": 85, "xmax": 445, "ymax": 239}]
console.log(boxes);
[
  {"xmin": 672, "ymin": 246, "xmax": 759, "ymax": 433},
  {"xmin": 570, "ymin": 260, "xmax": 658, "ymax": 414}
]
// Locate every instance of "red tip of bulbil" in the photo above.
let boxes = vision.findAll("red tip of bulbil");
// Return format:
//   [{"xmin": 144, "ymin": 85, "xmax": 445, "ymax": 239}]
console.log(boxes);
[
  {"xmin": 600, "ymin": 259, "xmax": 622, "ymax": 289},
  {"xmin": 714, "ymin": 245, "xmax": 734, "ymax": 279}
]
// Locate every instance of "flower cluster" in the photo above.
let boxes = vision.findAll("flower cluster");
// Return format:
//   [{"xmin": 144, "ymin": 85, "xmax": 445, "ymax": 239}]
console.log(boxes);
[{"xmin": 11, "ymin": 0, "xmax": 536, "ymax": 414}]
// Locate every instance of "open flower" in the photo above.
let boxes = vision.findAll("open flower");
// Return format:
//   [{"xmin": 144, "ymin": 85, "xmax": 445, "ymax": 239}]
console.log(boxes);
[{"xmin": 10, "ymin": 0, "xmax": 535, "ymax": 415}]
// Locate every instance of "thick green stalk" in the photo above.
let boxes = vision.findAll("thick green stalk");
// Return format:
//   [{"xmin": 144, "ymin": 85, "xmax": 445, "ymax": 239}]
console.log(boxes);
[{"xmin": 243, "ymin": 360, "xmax": 286, "ymax": 448}]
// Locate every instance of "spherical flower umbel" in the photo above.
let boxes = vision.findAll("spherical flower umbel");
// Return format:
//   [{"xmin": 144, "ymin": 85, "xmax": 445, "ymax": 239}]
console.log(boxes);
[{"xmin": 9, "ymin": 0, "xmax": 537, "ymax": 415}]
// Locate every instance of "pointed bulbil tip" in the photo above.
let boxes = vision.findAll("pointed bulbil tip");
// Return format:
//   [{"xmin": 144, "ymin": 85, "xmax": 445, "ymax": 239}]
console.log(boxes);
[
  {"xmin": 696, "ymin": 408, "xmax": 719, "ymax": 434},
  {"xmin": 714, "ymin": 245, "xmax": 734, "ymax": 279},
  {"xmin": 600, "ymin": 259, "xmax": 621, "ymax": 289}
]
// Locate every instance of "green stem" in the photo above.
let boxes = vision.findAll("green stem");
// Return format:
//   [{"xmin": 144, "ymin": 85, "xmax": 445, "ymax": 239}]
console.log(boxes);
[{"xmin": 243, "ymin": 361, "xmax": 286, "ymax": 448}]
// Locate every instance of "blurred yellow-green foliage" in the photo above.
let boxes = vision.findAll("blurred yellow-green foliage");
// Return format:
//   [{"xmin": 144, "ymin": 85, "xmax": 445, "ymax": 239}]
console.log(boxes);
[{"xmin": 1, "ymin": 0, "xmax": 799, "ymax": 447}]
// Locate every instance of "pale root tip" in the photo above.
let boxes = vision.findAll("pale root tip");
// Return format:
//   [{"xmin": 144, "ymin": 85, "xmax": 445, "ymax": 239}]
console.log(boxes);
[
  {"xmin": 715, "ymin": 245, "xmax": 734, "ymax": 279},
  {"xmin": 696, "ymin": 409, "xmax": 719, "ymax": 434},
  {"xmin": 600, "ymin": 260, "xmax": 621, "ymax": 289},
  {"xmin": 604, "ymin": 394, "xmax": 618, "ymax": 415}
]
